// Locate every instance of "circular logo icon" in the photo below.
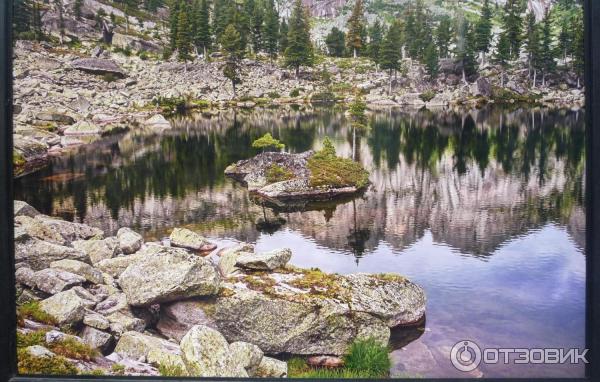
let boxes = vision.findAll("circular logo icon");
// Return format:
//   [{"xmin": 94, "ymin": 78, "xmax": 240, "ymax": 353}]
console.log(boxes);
[{"xmin": 450, "ymin": 340, "xmax": 482, "ymax": 372}]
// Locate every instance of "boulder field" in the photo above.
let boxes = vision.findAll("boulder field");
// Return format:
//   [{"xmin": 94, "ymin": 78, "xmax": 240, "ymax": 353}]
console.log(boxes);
[{"xmin": 14, "ymin": 200, "xmax": 425, "ymax": 376}]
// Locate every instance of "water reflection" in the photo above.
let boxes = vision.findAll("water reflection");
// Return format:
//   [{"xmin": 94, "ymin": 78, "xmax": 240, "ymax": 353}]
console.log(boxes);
[{"xmin": 14, "ymin": 105, "xmax": 586, "ymax": 378}]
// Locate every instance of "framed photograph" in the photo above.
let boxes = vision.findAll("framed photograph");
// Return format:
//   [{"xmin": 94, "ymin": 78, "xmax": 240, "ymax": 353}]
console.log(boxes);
[{"xmin": 1, "ymin": 0, "xmax": 598, "ymax": 380}]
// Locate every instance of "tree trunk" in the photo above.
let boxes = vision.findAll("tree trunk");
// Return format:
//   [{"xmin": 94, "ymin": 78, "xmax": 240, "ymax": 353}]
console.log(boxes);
[
  {"xmin": 353, "ymin": 48, "xmax": 357, "ymax": 58},
  {"xmin": 295, "ymin": 65, "xmax": 300, "ymax": 79},
  {"xmin": 388, "ymin": 70, "xmax": 393, "ymax": 95},
  {"xmin": 232, "ymin": 81, "xmax": 236, "ymax": 98},
  {"xmin": 352, "ymin": 126, "xmax": 356, "ymax": 161},
  {"xmin": 204, "ymin": 45, "xmax": 208, "ymax": 61},
  {"xmin": 501, "ymin": 71, "xmax": 504, "ymax": 88},
  {"xmin": 462, "ymin": 68, "xmax": 467, "ymax": 85},
  {"xmin": 532, "ymin": 69, "xmax": 537, "ymax": 89},
  {"xmin": 102, "ymin": 21, "xmax": 114, "ymax": 45}
]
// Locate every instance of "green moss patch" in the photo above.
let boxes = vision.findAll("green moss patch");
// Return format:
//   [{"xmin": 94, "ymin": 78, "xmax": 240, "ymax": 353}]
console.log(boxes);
[
  {"xmin": 307, "ymin": 138, "xmax": 369, "ymax": 189},
  {"xmin": 17, "ymin": 301, "xmax": 57, "ymax": 326},
  {"xmin": 266, "ymin": 164, "xmax": 295, "ymax": 184},
  {"xmin": 17, "ymin": 348, "xmax": 79, "ymax": 375}
]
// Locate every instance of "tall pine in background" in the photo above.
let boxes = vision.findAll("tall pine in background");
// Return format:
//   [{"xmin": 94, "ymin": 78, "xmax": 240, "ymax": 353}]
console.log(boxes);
[
  {"xmin": 176, "ymin": 2, "xmax": 192, "ymax": 63},
  {"xmin": 524, "ymin": 12, "xmax": 540, "ymax": 81},
  {"xmin": 284, "ymin": 0, "xmax": 313, "ymax": 78},
  {"xmin": 502, "ymin": 0, "xmax": 526, "ymax": 59},
  {"xmin": 368, "ymin": 20, "xmax": 384, "ymax": 69},
  {"xmin": 538, "ymin": 11, "xmax": 556, "ymax": 87},
  {"xmin": 325, "ymin": 27, "xmax": 346, "ymax": 57},
  {"xmin": 474, "ymin": 0, "xmax": 493, "ymax": 65},
  {"xmin": 263, "ymin": 0, "xmax": 280, "ymax": 59},
  {"xmin": 494, "ymin": 32, "xmax": 511, "ymax": 87},
  {"xmin": 221, "ymin": 24, "xmax": 244, "ymax": 97},
  {"xmin": 194, "ymin": 0, "xmax": 211, "ymax": 59},
  {"xmin": 435, "ymin": 15, "xmax": 452, "ymax": 59},
  {"xmin": 346, "ymin": 0, "xmax": 366, "ymax": 58},
  {"xmin": 380, "ymin": 20, "xmax": 402, "ymax": 94},
  {"xmin": 279, "ymin": 19, "xmax": 288, "ymax": 54}
]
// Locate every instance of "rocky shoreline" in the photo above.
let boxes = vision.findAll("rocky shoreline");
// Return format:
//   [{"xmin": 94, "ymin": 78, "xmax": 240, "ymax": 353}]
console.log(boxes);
[
  {"xmin": 13, "ymin": 38, "xmax": 584, "ymax": 179},
  {"xmin": 14, "ymin": 200, "xmax": 426, "ymax": 376}
]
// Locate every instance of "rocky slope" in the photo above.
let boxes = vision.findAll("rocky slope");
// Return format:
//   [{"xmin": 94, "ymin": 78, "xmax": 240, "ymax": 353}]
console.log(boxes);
[{"xmin": 14, "ymin": 201, "xmax": 425, "ymax": 376}]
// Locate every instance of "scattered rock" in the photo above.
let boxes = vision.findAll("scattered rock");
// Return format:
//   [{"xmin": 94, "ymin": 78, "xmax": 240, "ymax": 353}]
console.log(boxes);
[
  {"xmin": 169, "ymin": 228, "xmax": 216, "ymax": 252},
  {"xmin": 50, "ymin": 259, "xmax": 104, "ymax": 284},
  {"xmin": 180, "ymin": 325, "xmax": 247, "ymax": 377},
  {"xmin": 15, "ymin": 238, "xmax": 88, "ymax": 270},
  {"xmin": 235, "ymin": 248, "xmax": 292, "ymax": 271},
  {"xmin": 40, "ymin": 289, "xmax": 88, "ymax": 325},
  {"xmin": 72, "ymin": 238, "xmax": 121, "ymax": 265},
  {"xmin": 64, "ymin": 121, "xmax": 101, "ymax": 136},
  {"xmin": 32, "ymin": 268, "xmax": 86, "ymax": 295},
  {"xmin": 307, "ymin": 355, "xmax": 344, "ymax": 368},
  {"xmin": 229, "ymin": 341, "xmax": 263, "ymax": 373},
  {"xmin": 254, "ymin": 356, "xmax": 288, "ymax": 378},
  {"xmin": 14, "ymin": 200, "xmax": 40, "ymax": 217},
  {"xmin": 81, "ymin": 326, "xmax": 113, "ymax": 352},
  {"xmin": 114, "ymin": 331, "xmax": 186, "ymax": 371},
  {"xmin": 118, "ymin": 246, "xmax": 221, "ymax": 306},
  {"xmin": 71, "ymin": 58, "xmax": 126, "ymax": 77},
  {"xmin": 117, "ymin": 227, "xmax": 143, "ymax": 254},
  {"xmin": 143, "ymin": 114, "xmax": 171, "ymax": 130},
  {"xmin": 26, "ymin": 345, "xmax": 56, "ymax": 358},
  {"xmin": 157, "ymin": 299, "xmax": 217, "ymax": 342},
  {"xmin": 217, "ymin": 243, "xmax": 255, "ymax": 276}
]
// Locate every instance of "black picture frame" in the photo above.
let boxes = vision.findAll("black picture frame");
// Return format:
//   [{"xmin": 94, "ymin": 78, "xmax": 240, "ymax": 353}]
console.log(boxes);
[{"xmin": 0, "ymin": 1, "xmax": 598, "ymax": 381}]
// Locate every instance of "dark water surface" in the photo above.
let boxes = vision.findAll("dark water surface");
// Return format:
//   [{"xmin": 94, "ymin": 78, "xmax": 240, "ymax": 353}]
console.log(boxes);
[{"xmin": 15, "ymin": 106, "xmax": 586, "ymax": 378}]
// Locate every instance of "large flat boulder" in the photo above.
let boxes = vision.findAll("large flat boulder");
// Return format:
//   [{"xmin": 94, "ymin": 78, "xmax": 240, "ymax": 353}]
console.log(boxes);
[
  {"xmin": 72, "ymin": 237, "xmax": 121, "ymax": 265},
  {"xmin": 157, "ymin": 299, "xmax": 218, "ymax": 342},
  {"xmin": 31, "ymin": 268, "xmax": 86, "ymax": 295},
  {"xmin": 169, "ymin": 228, "xmax": 216, "ymax": 252},
  {"xmin": 71, "ymin": 58, "xmax": 126, "ymax": 77},
  {"xmin": 118, "ymin": 247, "xmax": 221, "ymax": 306}
]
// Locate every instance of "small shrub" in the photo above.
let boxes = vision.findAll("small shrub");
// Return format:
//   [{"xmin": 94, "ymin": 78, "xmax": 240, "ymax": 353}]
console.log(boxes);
[
  {"xmin": 419, "ymin": 90, "xmax": 436, "ymax": 103},
  {"xmin": 17, "ymin": 301, "xmax": 57, "ymax": 326},
  {"xmin": 138, "ymin": 50, "xmax": 149, "ymax": 60},
  {"xmin": 17, "ymin": 331, "xmax": 47, "ymax": 348},
  {"xmin": 252, "ymin": 133, "xmax": 285, "ymax": 151},
  {"xmin": 344, "ymin": 338, "xmax": 390, "ymax": 377},
  {"xmin": 267, "ymin": 91, "xmax": 281, "ymax": 99},
  {"xmin": 17, "ymin": 348, "xmax": 79, "ymax": 375},
  {"xmin": 13, "ymin": 151, "xmax": 25, "ymax": 168},
  {"xmin": 266, "ymin": 164, "xmax": 295, "ymax": 184},
  {"xmin": 48, "ymin": 337, "xmax": 98, "ymax": 361},
  {"xmin": 102, "ymin": 73, "xmax": 119, "ymax": 83},
  {"xmin": 111, "ymin": 364, "xmax": 125, "ymax": 375},
  {"xmin": 162, "ymin": 48, "xmax": 173, "ymax": 60},
  {"xmin": 158, "ymin": 362, "xmax": 186, "ymax": 377},
  {"xmin": 289, "ymin": 88, "xmax": 301, "ymax": 97}
]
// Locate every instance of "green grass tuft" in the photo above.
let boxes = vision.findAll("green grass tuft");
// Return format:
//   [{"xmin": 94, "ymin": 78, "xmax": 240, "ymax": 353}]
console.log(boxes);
[
  {"xmin": 344, "ymin": 338, "xmax": 391, "ymax": 377},
  {"xmin": 158, "ymin": 362, "xmax": 187, "ymax": 377},
  {"xmin": 17, "ymin": 301, "xmax": 57, "ymax": 326},
  {"xmin": 17, "ymin": 348, "xmax": 79, "ymax": 375}
]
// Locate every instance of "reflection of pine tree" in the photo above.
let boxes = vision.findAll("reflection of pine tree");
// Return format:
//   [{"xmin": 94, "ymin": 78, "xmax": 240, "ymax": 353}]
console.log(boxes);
[{"xmin": 347, "ymin": 200, "xmax": 370, "ymax": 264}]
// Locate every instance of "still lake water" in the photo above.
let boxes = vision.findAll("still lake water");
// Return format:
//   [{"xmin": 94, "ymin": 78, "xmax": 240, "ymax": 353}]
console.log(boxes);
[{"xmin": 15, "ymin": 105, "xmax": 586, "ymax": 378}]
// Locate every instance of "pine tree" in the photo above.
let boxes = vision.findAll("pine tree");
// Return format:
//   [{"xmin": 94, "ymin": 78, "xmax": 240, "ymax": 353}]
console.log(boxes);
[
  {"xmin": 169, "ymin": 0, "xmax": 180, "ymax": 49},
  {"xmin": 494, "ymin": 32, "xmax": 511, "ymax": 87},
  {"xmin": 14, "ymin": 0, "xmax": 33, "ymax": 36},
  {"xmin": 194, "ymin": 0, "xmax": 211, "ymax": 59},
  {"xmin": 404, "ymin": 7, "xmax": 417, "ymax": 58},
  {"xmin": 54, "ymin": 0, "xmax": 65, "ymax": 44},
  {"xmin": 32, "ymin": 0, "xmax": 43, "ymax": 41},
  {"xmin": 284, "ymin": 0, "xmax": 314, "ymax": 78},
  {"xmin": 538, "ymin": 11, "xmax": 557, "ymax": 87},
  {"xmin": 279, "ymin": 19, "xmax": 288, "ymax": 54},
  {"xmin": 454, "ymin": 18, "xmax": 478, "ymax": 83},
  {"xmin": 474, "ymin": 0, "xmax": 493, "ymax": 64},
  {"xmin": 263, "ymin": 0, "xmax": 279, "ymax": 59},
  {"xmin": 123, "ymin": 0, "xmax": 139, "ymax": 34},
  {"xmin": 74, "ymin": 0, "xmax": 83, "ymax": 20},
  {"xmin": 325, "ymin": 27, "xmax": 346, "ymax": 57},
  {"xmin": 176, "ymin": 5, "xmax": 192, "ymax": 62},
  {"xmin": 435, "ymin": 15, "xmax": 452, "ymax": 59},
  {"xmin": 368, "ymin": 20, "xmax": 384, "ymax": 68},
  {"xmin": 573, "ymin": 10, "xmax": 584, "ymax": 88},
  {"xmin": 423, "ymin": 41, "xmax": 439, "ymax": 80},
  {"xmin": 524, "ymin": 12, "xmax": 540, "ymax": 81},
  {"xmin": 557, "ymin": 17, "xmax": 572, "ymax": 63},
  {"xmin": 380, "ymin": 21, "xmax": 402, "ymax": 94},
  {"xmin": 221, "ymin": 24, "xmax": 244, "ymax": 97},
  {"xmin": 346, "ymin": 0, "xmax": 366, "ymax": 58},
  {"xmin": 213, "ymin": 0, "xmax": 234, "ymax": 43},
  {"xmin": 502, "ymin": 0, "xmax": 526, "ymax": 59},
  {"xmin": 250, "ymin": 0, "xmax": 264, "ymax": 53}
]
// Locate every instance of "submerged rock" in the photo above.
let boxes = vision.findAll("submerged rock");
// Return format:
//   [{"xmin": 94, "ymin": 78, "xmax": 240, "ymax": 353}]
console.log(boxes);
[{"xmin": 118, "ymin": 246, "xmax": 221, "ymax": 306}]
